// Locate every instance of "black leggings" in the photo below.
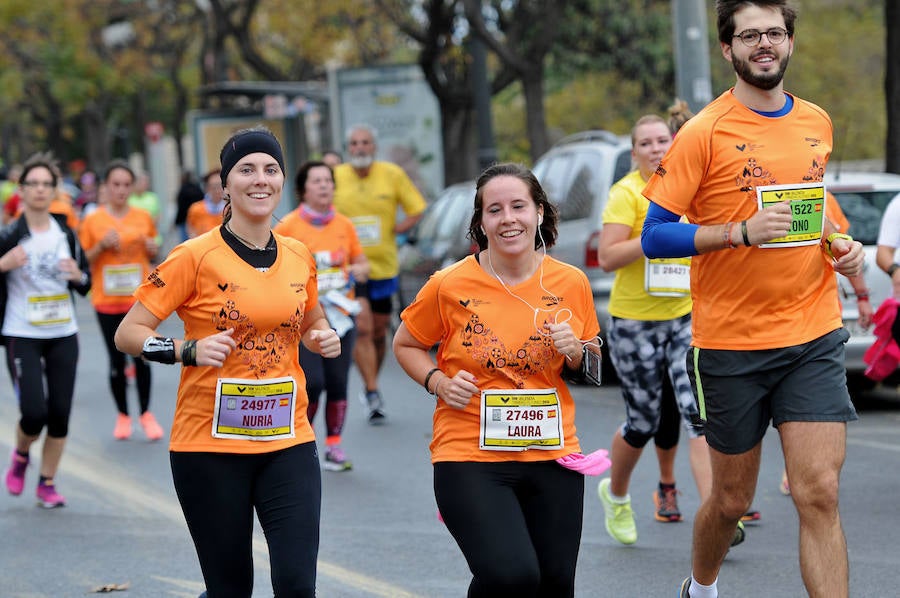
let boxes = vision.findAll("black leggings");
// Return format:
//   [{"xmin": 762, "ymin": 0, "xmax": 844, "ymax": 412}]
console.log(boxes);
[
  {"xmin": 300, "ymin": 326, "xmax": 356, "ymax": 439},
  {"xmin": 170, "ymin": 442, "xmax": 321, "ymax": 598},
  {"xmin": 4, "ymin": 334, "xmax": 79, "ymax": 438},
  {"xmin": 96, "ymin": 311, "xmax": 151, "ymax": 415},
  {"xmin": 654, "ymin": 375, "xmax": 680, "ymax": 450},
  {"xmin": 434, "ymin": 460, "xmax": 584, "ymax": 598}
]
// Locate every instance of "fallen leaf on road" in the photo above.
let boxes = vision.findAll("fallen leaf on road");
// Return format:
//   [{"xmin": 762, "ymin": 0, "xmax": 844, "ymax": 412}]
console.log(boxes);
[{"xmin": 89, "ymin": 582, "xmax": 130, "ymax": 593}]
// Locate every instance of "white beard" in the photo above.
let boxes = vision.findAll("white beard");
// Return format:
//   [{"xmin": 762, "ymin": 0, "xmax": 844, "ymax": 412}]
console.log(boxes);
[{"xmin": 349, "ymin": 154, "xmax": 374, "ymax": 170}]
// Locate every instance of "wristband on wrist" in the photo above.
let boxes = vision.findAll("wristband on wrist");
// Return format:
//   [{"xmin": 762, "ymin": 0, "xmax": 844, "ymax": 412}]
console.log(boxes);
[
  {"xmin": 433, "ymin": 376, "xmax": 445, "ymax": 399},
  {"xmin": 141, "ymin": 336, "xmax": 176, "ymax": 364},
  {"xmin": 723, "ymin": 222, "xmax": 737, "ymax": 249},
  {"xmin": 824, "ymin": 232, "xmax": 853, "ymax": 259},
  {"xmin": 888, "ymin": 263, "xmax": 900, "ymax": 278},
  {"xmin": 181, "ymin": 339, "xmax": 198, "ymax": 366},
  {"xmin": 741, "ymin": 220, "xmax": 751, "ymax": 247},
  {"xmin": 856, "ymin": 293, "xmax": 870, "ymax": 302},
  {"xmin": 423, "ymin": 367, "xmax": 441, "ymax": 395}
]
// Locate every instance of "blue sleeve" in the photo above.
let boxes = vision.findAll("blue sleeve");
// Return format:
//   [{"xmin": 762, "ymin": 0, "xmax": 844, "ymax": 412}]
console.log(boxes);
[{"xmin": 641, "ymin": 202, "xmax": 700, "ymax": 258}]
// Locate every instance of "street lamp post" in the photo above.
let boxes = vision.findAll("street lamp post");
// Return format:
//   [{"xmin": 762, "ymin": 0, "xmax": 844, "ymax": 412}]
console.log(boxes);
[{"xmin": 672, "ymin": 0, "xmax": 713, "ymax": 114}]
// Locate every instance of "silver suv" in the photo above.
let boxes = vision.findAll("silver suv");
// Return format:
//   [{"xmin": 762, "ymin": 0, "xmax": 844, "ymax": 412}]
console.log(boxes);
[{"xmin": 826, "ymin": 170, "xmax": 900, "ymax": 392}]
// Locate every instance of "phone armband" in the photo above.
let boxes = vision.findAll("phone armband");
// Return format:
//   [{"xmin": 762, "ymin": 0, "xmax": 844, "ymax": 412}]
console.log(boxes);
[{"xmin": 581, "ymin": 343, "xmax": 603, "ymax": 386}]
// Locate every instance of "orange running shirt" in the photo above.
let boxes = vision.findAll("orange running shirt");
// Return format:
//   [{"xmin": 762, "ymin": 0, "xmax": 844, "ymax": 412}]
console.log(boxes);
[
  {"xmin": 401, "ymin": 254, "xmax": 601, "ymax": 463},
  {"xmin": 79, "ymin": 206, "xmax": 158, "ymax": 314},
  {"xmin": 273, "ymin": 209, "xmax": 364, "ymax": 296},
  {"xmin": 134, "ymin": 229, "xmax": 319, "ymax": 454},
  {"xmin": 642, "ymin": 90, "xmax": 840, "ymax": 350},
  {"xmin": 186, "ymin": 201, "xmax": 224, "ymax": 237}
]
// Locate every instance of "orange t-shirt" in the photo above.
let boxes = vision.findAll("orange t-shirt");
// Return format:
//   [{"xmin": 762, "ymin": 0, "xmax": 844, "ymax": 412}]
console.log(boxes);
[
  {"xmin": 79, "ymin": 206, "xmax": 158, "ymax": 314},
  {"xmin": 273, "ymin": 209, "xmax": 364, "ymax": 296},
  {"xmin": 643, "ymin": 90, "xmax": 840, "ymax": 350},
  {"xmin": 186, "ymin": 201, "xmax": 224, "ymax": 237},
  {"xmin": 134, "ymin": 229, "xmax": 319, "ymax": 454},
  {"xmin": 400, "ymin": 254, "xmax": 600, "ymax": 463}
]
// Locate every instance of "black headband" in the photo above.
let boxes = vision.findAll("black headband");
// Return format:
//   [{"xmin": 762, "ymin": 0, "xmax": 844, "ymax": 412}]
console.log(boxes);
[{"xmin": 220, "ymin": 130, "xmax": 285, "ymax": 187}]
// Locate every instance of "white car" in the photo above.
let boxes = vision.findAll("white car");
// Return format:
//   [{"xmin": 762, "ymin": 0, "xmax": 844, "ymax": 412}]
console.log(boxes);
[{"xmin": 826, "ymin": 170, "xmax": 900, "ymax": 393}]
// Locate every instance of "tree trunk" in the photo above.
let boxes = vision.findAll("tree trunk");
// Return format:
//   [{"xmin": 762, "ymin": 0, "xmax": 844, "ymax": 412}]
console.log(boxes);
[
  {"xmin": 39, "ymin": 91, "xmax": 66, "ymax": 163},
  {"xmin": 886, "ymin": 0, "xmax": 900, "ymax": 174},
  {"xmin": 170, "ymin": 63, "xmax": 188, "ymax": 170},
  {"xmin": 521, "ymin": 69, "xmax": 550, "ymax": 163},
  {"xmin": 441, "ymin": 101, "xmax": 479, "ymax": 185},
  {"xmin": 81, "ymin": 103, "xmax": 110, "ymax": 171}
]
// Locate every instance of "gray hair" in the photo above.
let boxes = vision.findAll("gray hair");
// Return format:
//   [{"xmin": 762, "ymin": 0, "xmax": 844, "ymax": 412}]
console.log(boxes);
[{"xmin": 344, "ymin": 123, "xmax": 379, "ymax": 145}]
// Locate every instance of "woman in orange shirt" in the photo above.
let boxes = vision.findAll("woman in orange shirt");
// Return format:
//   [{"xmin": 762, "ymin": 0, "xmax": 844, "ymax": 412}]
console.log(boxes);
[
  {"xmin": 115, "ymin": 127, "xmax": 339, "ymax": 597},
  {"xmin": 393, "ymin": 163, "xmax": 604, "ymax": 597},
  {"xmin": 79, "ymin": 161, "xmax": 161, "ymax": 441},
  {"xmin": 274, "ymin": 161, "xmax": 369, "ymax": 471},
  {"xmin": 186, "ymin": 168, "xmax": 226, "ymax": 238}
]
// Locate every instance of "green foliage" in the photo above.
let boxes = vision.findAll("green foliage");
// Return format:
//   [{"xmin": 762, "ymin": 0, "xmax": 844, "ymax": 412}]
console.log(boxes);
[
  {"xmin": 0, "ymin": 0, "xmax": 890, "ymax": 169},
  {"xmin": 493, "ymin": 83, "xmax": 531, "ymax": 165},
  {"xmin": 494, "ymin": 0, "xmax": 674, "ymax": 160},
  {"xmin": 790, "ymin": 1, "xmax": 885, "ymax": 160},
  {"xmin": 496, "ymin": 0, "xmax": 887, "ymax": 163}
]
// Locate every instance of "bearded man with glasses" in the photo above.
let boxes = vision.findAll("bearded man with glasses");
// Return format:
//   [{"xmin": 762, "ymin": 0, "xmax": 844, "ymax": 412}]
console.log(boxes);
[{"xmin": 641, "ymin": 2, "xmax": 863, "ymax": 597}]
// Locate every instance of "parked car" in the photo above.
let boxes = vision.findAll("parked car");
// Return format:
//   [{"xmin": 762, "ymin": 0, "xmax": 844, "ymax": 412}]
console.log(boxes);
[
  {"xmin": 532, "ymin": 131, "xmax": 633, "ymax": 306},
  {"xmin": 398, "ymin": 180, "xmax": 477, "ymax": 309},
  {"xmin": 826, "ymin": 170, "xmax": 900, "ymax": 393}
]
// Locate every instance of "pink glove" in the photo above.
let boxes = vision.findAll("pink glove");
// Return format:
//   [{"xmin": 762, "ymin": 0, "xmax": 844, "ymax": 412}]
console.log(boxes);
[{"xmin": 556, "ymin": 448, "xmax": 611, "ymax": 476}]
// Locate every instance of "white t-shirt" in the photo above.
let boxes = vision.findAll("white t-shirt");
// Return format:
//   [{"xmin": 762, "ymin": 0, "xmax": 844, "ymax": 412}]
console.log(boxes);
[
  {"xmin": 876, "ymin": 192, "xmax": 900, "ymax": 253},
  {"xmin": 3, "ymin": 218, "xmax": 79, "ymax": 339}
]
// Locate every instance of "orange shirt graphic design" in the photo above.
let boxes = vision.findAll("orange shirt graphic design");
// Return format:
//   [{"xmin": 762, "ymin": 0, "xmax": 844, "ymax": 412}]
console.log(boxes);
[
  {"xmin": 212, "ymin": 294, "xmax": 306, "ymax": 378},
  {"xmin": 461, "ymin": 311, "xmax": 560, "ymax": 390},
  {"xmin": 401, "ymin": 255, "xmax": 600, "ymax": 463},
  {"xmin": 642, "ymin": 90, "xmax": 840, "ymax": 350},
  {"xmin": 135, "ymin": 229, "xmax": 319, "ymax": 454}
]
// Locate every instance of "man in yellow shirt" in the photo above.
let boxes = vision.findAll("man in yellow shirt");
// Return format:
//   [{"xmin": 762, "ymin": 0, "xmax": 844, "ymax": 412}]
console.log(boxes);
[{"xmin": 333, "ymin": 124, "xmax": 426, "ymax": 423}]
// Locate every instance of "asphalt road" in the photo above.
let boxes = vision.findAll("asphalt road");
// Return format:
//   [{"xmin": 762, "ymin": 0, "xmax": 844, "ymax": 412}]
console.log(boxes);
[{"xmin": 1, "ymin": 298, "xmax": 899, "ymax": 597}]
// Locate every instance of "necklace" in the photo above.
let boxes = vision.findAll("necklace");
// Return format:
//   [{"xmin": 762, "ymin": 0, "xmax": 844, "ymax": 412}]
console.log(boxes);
[{"xmin": 226, "ymin": 223, "xmax": 272, "ymax": 251}]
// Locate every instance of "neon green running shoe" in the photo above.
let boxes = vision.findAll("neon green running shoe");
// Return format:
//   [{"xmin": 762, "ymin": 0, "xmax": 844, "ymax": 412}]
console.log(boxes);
[
  {"xmin": 597, "ymin": 478, "xmax": 637, "ymax": 545},
  {"xmin": 731, "ymin": 520, "xmax": 746, "ymax": 547}
]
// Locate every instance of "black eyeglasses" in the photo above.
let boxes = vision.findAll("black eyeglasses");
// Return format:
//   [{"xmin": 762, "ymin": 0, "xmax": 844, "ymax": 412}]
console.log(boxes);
[
  {"xmin": 732, "ymin": 27, "xmax": 788, "ymax": 46},
  {"xmin": 21, "ymin": 181, "xmax": 55, "ymax": 189}
]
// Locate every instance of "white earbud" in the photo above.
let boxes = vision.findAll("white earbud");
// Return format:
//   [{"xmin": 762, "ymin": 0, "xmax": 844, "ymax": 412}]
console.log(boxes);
[
  {"xmin": 538, "ymin": 214, "xmax": 543, "ymax": 226},
  {"xmin": 480, "ymin": 225, "xmax": 486, "ymax": 235}
]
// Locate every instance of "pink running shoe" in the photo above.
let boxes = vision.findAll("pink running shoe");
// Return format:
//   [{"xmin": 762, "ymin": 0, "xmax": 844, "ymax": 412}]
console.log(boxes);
[
  {"xmin": 5, "ymin": 452, "xmax": 28, "ymax": 496},
  {"xmin": 36, "ymin": 480, "xmax": 66, "ymax": 508},
  {"xmin": 139, "ymin": 411, "xmax": 164, "ymax": 441},
  {"xmin": 114, "ymin": 414, "xmax": 132, "ymax": 440},
  {"xmin": 323, "ymin": 445, "xmax": 352, "ymax": 472}
]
